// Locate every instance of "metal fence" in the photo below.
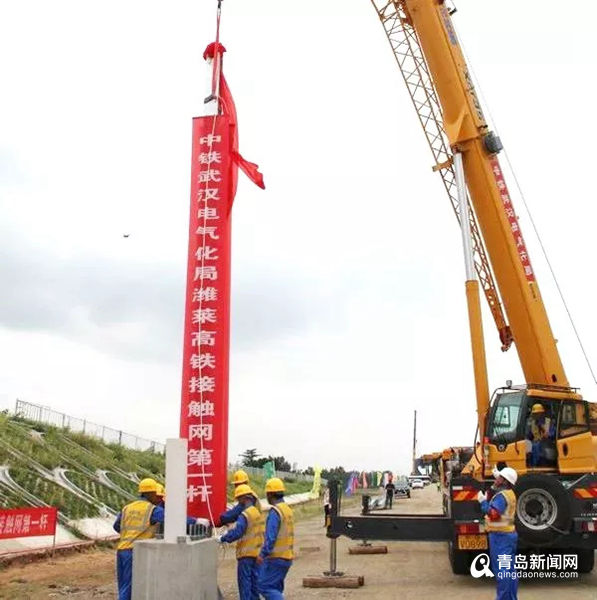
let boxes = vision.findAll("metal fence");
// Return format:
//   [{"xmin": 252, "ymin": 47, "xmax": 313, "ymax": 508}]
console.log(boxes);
[{"xmin": 14, "ymin": 400, "xmax": 165, "ymax": 454}]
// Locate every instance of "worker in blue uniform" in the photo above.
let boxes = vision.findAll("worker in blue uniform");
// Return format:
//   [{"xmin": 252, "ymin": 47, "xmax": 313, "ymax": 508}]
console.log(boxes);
[
  {"xmin": 217, "ymin": 484, "xmax": 264, "ymax": 600},
  {"xmin": 478, "ymin": 467, "xmax": 519, "ymax": 600},
  {"xmin": 114, "ymin": 480, "xmax": 197, "ymax": 599},
  {"xmin": 220, "ymin": 469, "xmax": 260, "ymax": 525},
  {"xmin": 257, "ymin": 478, "xmax": 294, "ymax": 600},
  {"xmin": 113, "ymin": 478, "xmax": 163, "ymax": 600},
  {"xmin": 156, "ymin": 483, "xmax": 165, "ymax": 508}
]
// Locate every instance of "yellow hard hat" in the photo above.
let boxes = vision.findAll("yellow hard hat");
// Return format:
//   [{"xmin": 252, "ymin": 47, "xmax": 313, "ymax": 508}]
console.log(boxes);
[
  {"xmin": 265, "ymin": 478, "xmax": 285, "ymax": 494},
  {"xmin": 531, "ymin": 403, "xmax": 545, "ymax": 415},
  {"xmin": 234, "ymin": 484, "xmax": 254, "ymax": 499},
  {"xmin": 156, "ymin": 484, "xmax": 165, "ymax": 498},
  {"xmin": 138, "ymin": 478, "xmax": 158, "ymax": 494},
  {"xmin": 233, "ymin": 470, "xmax": 249, "ymax": 485}
]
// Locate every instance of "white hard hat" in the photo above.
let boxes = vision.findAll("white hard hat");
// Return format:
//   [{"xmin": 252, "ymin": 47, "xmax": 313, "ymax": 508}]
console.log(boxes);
[
  {"xmin": 498, "ymin": 467, "xmax": 518, "ymax": 486},
  {"xmin": 492, "ymin": 466, "xmax": 500, "ymax": 479}
]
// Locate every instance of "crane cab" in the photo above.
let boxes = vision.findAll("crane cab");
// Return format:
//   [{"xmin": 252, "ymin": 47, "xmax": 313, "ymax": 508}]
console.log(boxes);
[{"xmin": 485, "ymin": 385, "xmax": 597, "ymax": 476}]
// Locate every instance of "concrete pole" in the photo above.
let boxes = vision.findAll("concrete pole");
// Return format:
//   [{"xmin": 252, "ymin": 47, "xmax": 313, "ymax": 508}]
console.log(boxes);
[{"xmin": 164, "ymin": 438, "xmax": 187, "ymax": 543}]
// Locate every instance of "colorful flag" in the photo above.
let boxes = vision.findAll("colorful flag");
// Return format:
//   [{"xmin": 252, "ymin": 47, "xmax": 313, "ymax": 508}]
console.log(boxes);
[
  {"xmin": 310, "ymin": 466, "xmax": 322, "ymax": 497},
  {"xmin": 263, "ymin": 460, "xmax": 276, "ymax": 480}
]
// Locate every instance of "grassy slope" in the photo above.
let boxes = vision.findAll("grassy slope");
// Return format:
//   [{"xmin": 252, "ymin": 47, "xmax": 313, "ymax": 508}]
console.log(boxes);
[{"xmin": 1, "ymin": 413, "xmax": 315, "ymax": 516}]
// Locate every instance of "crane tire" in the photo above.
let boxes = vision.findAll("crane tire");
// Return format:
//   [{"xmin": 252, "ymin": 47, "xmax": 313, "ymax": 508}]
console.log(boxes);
[
  {"xmin": 576, "ymin": 549, "xmax": 595, "ymax": 574},
  {"xmin": 514, "ymin": 474, "xmax": 571, "ymax": 546},
  {"xmin": 448, "ymin": 541, "xmax": 471, "ymax": 575}
]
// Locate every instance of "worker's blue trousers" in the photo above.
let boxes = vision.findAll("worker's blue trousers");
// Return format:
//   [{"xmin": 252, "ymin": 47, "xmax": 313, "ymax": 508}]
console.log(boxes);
[
  {"xmin": 237, "ymin": 557, "xmax": 260, "ymax": 600},
  {"xmin": 257, "ymin": 558, "xmax": 292, "ymax": 599},
  {"xmin": 116, "ymin": 549, "xmax": 133, "ymax": 600},
  {"xmin": 489, "ymin": 532, "xmax": 519, "ymax": 600}
]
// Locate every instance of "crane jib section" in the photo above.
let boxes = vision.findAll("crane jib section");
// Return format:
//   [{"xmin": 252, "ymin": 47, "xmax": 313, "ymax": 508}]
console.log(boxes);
[
  {"xmin": 370, "ymin": 0, "xmax": 512, "ymax": 352},
  {"xmin": 373, "ymin": 0, "xmax": 568, "ymax": 388}
]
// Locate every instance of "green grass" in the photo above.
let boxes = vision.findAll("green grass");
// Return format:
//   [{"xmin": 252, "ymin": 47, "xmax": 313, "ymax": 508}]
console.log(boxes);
[
  {"xmin": 0, "ymin": 482, "xmax": 29, "ymax": 509},
  {"xmin": 0, "ymin": 421, "xmax": 65, "ymax": 470},
  {"xmin": 9, "ymin": 468, "xmax": 99, "ymax": 519},
  {"xmin": 105, "ymin": 471, "xmax": 138, "ymax": 496},
  {"xmin": 64, "ymin": 471, "xmax": 130, "ymax": 513}
]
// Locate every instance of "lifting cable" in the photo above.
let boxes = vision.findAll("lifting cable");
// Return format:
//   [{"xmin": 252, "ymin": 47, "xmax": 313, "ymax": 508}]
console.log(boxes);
[
  {"xmin": 451, "ymin": 11, "xmax": 597, "ymax": 386},
  {"xmin": 194, "ymin": 0, "xmax": 224, "ymax": 530}
]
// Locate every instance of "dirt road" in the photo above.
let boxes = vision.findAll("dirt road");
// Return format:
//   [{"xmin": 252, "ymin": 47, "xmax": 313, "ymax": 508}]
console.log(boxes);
[
  {"xmin": 1, "ymin": 487, "xmax": 596, "ymax": 599},
  {"xmin": 219, "ymin": 485, "xmax": 597, "ymax": 600}
]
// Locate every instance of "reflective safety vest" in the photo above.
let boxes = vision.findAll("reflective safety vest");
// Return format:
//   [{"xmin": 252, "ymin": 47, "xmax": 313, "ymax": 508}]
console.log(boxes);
[
  {"xmin": 117, "ymin": 499, "xmax": 158, "ymax": 551},
  {"xmin": 270, "ymin": 502, "xmax": 294, "ymax": 560},
  {"xmin": 530, "ymin": 417, "xmax": 552, "ymax": 441},
  {"xmin": 485, "ymin": 489, "xmax": 516, "ymax": 533},
  {"xmin": 236, "ymin": 505, "xmax": 265, "ymax": 559}
]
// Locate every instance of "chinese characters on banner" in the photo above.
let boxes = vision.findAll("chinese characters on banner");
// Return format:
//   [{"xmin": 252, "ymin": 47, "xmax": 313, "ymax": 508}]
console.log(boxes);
[
  {"xmin": 490, "ymin": 157, "xmax": 535, "ymax": 282},
  {"xmin": 0, "ymin": 507, "xmax": 57, "ymax": 540},
  {"xmin": 180, "ymin": 115, "xmax": 232, "ymax": 520}
]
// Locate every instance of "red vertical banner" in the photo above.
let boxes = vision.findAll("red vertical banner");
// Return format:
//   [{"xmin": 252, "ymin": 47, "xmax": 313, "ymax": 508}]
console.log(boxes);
[
  {"xmin": 490, "ymin": 157, "xmax": 535, "ymax": 283},
  {"xmin": 180, "ymin": 115, "xmax": 232, "ymax": 521}
]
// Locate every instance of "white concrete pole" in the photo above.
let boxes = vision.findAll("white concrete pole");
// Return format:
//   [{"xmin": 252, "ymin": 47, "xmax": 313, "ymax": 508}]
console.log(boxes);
[{"xmin": 164, "ymin": 438, "xmax": 187, "ymax": 543}]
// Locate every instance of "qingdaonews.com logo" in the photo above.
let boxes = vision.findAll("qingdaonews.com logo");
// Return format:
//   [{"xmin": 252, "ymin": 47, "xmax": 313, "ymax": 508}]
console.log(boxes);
[{"xmin": 470, "ymin": 553, "xmax": 579, "ymax": 579}]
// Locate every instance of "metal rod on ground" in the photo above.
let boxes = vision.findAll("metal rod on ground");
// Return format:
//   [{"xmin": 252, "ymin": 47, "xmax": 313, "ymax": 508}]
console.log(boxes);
[
  {"xmin": 324, "ymin": 537, "xmax": 344, "ymax": 577},
  {"xmin": 412, "ymin": 409, "xmax": 417, "ymax": 475},
  {"xmin": 324, "ymin": 480, "xmax": 344, "ymax": 576}
]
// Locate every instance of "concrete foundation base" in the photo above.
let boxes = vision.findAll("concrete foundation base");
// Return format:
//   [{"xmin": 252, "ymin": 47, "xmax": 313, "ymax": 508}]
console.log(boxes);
[{"xmin": 132, "ymin": 537, "xmax": 217, "ymax": 600}]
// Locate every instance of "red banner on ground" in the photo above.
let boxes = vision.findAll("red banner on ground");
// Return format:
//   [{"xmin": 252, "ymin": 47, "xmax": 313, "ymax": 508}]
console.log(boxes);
[
  {"xmin": 0, "ymin": 507, "xmax": 57, "ymax": 539},
  {"xmin": 180, "ymin": 115, "xmax": 232, "ymax": 521}
]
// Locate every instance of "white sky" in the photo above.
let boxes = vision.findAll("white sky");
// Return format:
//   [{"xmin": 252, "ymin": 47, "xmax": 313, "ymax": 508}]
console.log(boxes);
[{"xmin": 1, "ymin": 0, "xmax": 596, "ymax": 475}]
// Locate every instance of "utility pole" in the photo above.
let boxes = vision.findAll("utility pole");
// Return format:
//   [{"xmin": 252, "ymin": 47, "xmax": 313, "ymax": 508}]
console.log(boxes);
[{"xmin": 411, "ymin": 410, "xmax": 417, "ymax": 476}]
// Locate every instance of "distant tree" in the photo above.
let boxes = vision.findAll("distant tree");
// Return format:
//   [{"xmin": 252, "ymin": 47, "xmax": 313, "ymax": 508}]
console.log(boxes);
[
  {"xmin": 321, "ymin": 466, "xmax": 347, "ymax": 482},
  {"xmin": 252, "ymin": 455, "xmax": 292, "ymax": 472},
  {"xmin": 303, "ymin": 466, "xmax": 315, "ymax": 476},
  {"xmin": 240, "ymin": 448, "xmax": 261, "ymax": 467},
  {"xmin": 272, "ymin": 456, "xmax": 291, "ymax": 472},
  {"xmin": 252, "ymin": 456, "xmax": 269, "ymax": 469}
]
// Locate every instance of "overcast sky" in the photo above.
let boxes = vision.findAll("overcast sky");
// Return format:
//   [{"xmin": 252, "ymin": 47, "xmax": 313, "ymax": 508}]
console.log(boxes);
[{"xmin": 1, "ymin": 0, "xmax": 596, "ymax": 475}]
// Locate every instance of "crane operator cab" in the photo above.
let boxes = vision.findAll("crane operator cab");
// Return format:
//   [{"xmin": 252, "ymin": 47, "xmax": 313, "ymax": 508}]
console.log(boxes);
[{"xmin": 485, "ymin": 385, "xmax": 596, "ymax": 475}]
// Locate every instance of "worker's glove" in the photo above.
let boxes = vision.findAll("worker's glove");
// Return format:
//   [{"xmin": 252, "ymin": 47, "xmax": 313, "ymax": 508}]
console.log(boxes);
[
  {"xmin": 477, "ymin": 491, "xmax": 487, "ymax": 503},
  {"xmin": 215, "ymin": 535, "xmax": 223, "ymax": 543}
]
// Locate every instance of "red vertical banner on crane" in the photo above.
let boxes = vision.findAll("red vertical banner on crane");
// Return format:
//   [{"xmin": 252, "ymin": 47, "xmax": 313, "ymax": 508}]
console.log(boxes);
[
  {"xmin": 180, "ymin": 115, "xmax": 232, "ymax": 521},
  {"xmin": 490, "ymin": 157, "xmax": 536, "ymax": 283}
]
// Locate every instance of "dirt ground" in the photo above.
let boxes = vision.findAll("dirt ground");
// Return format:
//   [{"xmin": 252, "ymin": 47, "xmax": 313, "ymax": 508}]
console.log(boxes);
[{"xmin": 1, "ymin": 487, "xmax": 596, "ymax": 599}]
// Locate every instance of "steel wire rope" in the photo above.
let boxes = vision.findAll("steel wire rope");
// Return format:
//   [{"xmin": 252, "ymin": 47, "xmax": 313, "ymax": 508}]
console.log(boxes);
[
  {"xmin": 193, "ymin": 0, "xmax": 224, "ymax": 531},
  {"xmin": 450, "ymin": 10, "xmax": 597, "ymax": 385}
]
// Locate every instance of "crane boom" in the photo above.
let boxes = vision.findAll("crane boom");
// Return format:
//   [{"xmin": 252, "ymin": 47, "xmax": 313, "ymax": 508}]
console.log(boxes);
[
  {"xmin": 377, "ymin": 0, "xmax": 569, "ymax": 389},
  {"xmin": 371, "ymin": 0, "xmax": 512, "ymax": 351}
]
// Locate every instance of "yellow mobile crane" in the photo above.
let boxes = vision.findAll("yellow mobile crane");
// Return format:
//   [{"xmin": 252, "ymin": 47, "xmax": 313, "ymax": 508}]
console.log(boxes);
[{"xmin": 328, "ymin": 0, "xmax": 597, "ymax": 574}]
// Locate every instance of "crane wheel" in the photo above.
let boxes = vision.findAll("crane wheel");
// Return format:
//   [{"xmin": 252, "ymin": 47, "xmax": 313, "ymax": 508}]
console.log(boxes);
[
  {"xmin": 514, "ymin": 474, "xmax": 571, "ymax": 546},
  {"xmin": 576, "ymin": 549, "xmax": 595, "ymax": 573},
  {"xmin": 448, "ymin": 541, "xmax": 471, "ymax": 575}
]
